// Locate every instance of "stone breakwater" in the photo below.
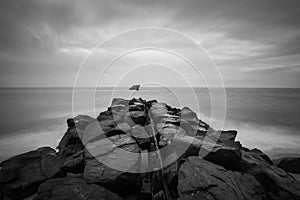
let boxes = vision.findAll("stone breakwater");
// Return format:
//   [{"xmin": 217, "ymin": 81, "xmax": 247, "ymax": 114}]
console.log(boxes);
[{"xmin": 0, "ymin": 98, "xmax": 300, "ymax": 200}]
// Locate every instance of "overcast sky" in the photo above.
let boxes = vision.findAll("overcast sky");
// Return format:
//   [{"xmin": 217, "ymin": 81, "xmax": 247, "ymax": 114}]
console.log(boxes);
[{"xmin": 0, "ymin": 0, "xmax": 300, "ymax": 87}]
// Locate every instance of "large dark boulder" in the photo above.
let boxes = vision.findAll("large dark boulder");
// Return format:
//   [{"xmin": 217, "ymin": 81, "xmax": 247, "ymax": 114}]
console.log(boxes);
[
  {"xmin": 178, "ymin": 156, "xmax": 266, "ymax": 200},
  {"xmin": 203, "ymin": 145, "xmax": 243, "ymax": 171},
  {"xmin": 274, "ymin": 157, "xmax": 300, "ymax": 174},
  {"xmin": 0, "ymin": 147, "xmax": 63, "ymax": 200},
  {"xmin": 33, "ymin": 176, "xmax": 122, "ymax": 200},
  {"xmin": 241, "ymin": 150, "xmax": 300, "ymax": 200}
]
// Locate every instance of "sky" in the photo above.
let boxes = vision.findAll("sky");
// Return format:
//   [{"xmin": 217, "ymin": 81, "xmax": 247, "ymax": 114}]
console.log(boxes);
[{"xmin": 0, "ymin": 0, "xmax": 300, "ymax": 87}]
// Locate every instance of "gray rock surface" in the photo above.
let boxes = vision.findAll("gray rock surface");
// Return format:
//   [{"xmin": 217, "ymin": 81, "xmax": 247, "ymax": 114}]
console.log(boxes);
[
  {"xmin": 178, "ymin": 156, "xmax": 266, "ymax": 200},
  {"xmin": 33, "ymin": 176, "xmax": 122, "ymax": 200}
]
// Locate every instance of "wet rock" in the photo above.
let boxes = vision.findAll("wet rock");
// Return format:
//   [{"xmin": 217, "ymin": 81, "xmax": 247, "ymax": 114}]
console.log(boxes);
[
  {"xmin": 33, "ymin": 176, "xmax": 122, "ymax": 200},
  {"xmin": 178, "ymin": 156, "xmax": 266, "ymax": 200},
  {"xmin": 274, "ymin": 157, "xmax": 300, "ymax": 174}
]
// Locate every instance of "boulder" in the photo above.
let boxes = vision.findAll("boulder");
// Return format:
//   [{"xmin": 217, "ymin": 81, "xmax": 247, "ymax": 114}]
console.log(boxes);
[
  {"xmin": 156, "ymin": 123, "xmax": 186, "ymax": 147},
  {"xmin": 83, "ymin": 130, "xmax": 142, "ymax": 196},
  {"xmin": 150, "ymin": 103, "xmax": 169, "ymax": 118},
  {"xmin": 216, "ymin": 130, "xmax": 237, "ymax": 143},
  {"xmin": 33, "ymin": 176, "xmax": 121, "ymax": 200},
  {"xmin": 180, "ymin": 107, "xmax": 198, "ymax": 120},
  {"xmin": 241, "ymin": 150, "xmax": 300, "ymax": 200},
  {"xmin": 57, "ymin": 128, "xmax": 84, "ymax": 158},
  {"xmin": 130, "ymin": 125, "xmax": 152, "ymax": 150},
  {"xmin": 67, "ymin": 115, "xmax": 95, "ymax": 130},
  {"xmin": 178, "ymin": 156, "xmax": 266, "ymax": 200},
  {"xmin": 203, "ymin": 145, "xmax": 243, "ymax": 171},
  {"xmin": 56, "ymin": 126, "xmax": 85, "ymax": 174},
  {"xmin": 0, "ymin": 147, "xmax": 63, "ymax": 200},
  {"xmin": 274, "ymin": 157, "xmax": 300, "ymax": 174},
  {"xmin": 61, "ymin": 150, "xmax": 84, "ymax": 174}
]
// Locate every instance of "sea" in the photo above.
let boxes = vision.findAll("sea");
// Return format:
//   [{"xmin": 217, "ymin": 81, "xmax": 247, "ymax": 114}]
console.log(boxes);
[{"xmin": 0, "ymin": 87, "xmax": 300, "ymax": 162}]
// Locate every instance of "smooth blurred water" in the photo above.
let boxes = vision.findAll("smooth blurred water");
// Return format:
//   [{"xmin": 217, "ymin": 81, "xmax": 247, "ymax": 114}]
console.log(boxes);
[{"xmin": 0, "ymin": 87, "xmax": 300, "ymax": 161}]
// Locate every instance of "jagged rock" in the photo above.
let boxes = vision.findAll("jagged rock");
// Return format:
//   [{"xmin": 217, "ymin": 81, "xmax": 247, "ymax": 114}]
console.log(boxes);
[
  {"xmin": 97, "ymin": 109, "xmax": 113, "ymax": 121},
  {"xmin": 129, "ymin": 110, "xmax": 147, "ymax": 125},
  {"xmin": 241, "ymin": 150, "xmax": 300, "ymax": 200},
  {"xmin": 249, "ymin": 148, "xmax": 273, "ymax": 165},
  {"xmin": 180, "ymin": 107, "xmax": 198, "ymax": 119},
  {"xmin": 61, "ymin": 150, "xmax": 84, "ymax": 174},
  {"xmin": 56, "ymin": 125, "xmax": 85, "ymax": 174},
  {"xmin": 274, "ymin": 157, "xmax": 300, "ymax": 174},
  {"xmin": 33, "ymin": 176, "xmax": 122, "ymax": 200},
  {"xmin": 220, "ymin": 140, "xmax": 242, "ymax": 149},
  {"xmin": 203, "ymin": 145, "xmax": 243, "ymax": 171},
  {"xmin": 67, "ymin": 115, "xmax": 95, "ymax": 130},
  {"xmin": 216, "ymin": 130, "xmax": 237, "ymax": 143},
  {"xmin": 150, "ymin": 102, "xmax": 169, "ymax": 118},
  {"xmin": 83, "ymin": 98, "xmax": 142, "ymax": 196},
  {"xmin": 290, "ymin": 173, "xmax": 300, "ymax": 182},
  {"xmin": 0, "ymin": 147, "xmax": 63, "ymax": 200},
  {"xmin": 41, "ymin": 153, "xmax": 64, "ymax": 178},
  {"xmin": 146, "ymin": 99, "xmax": 158, "ymax": 108},
  {"xmin": 130, "ymin": 125, "xmax": 152, "ymax": 150},
  {"xmin": 241, "ymin": 150, "xmax": 274, "ymax": 171},
  {"xmin": 57, "ymin": 128, "xmax": 83, "ymax": 158},
  {"xmin": 179, "ymin": 107, "xmax": 209, "ymax": 137},
  {"xmin": 178, "ymin": 156, "xmax": 266, "ymax": 200},
  {"xmin": 156, "ymin": 122, "xmax": 187, "ymax": 146},
  {"xmin": 83, "ymin": 130, "xmax": 142, "ymax": 196}
]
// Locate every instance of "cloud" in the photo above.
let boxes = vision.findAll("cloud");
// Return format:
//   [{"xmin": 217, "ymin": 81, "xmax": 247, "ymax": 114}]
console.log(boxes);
[
  {"xmin": 0, "ymin": 0, "xmax": 299, "ymax": 87},
  {"xmin": 243, "ymin": 64, "xmax": 300, "ymax": 73}
]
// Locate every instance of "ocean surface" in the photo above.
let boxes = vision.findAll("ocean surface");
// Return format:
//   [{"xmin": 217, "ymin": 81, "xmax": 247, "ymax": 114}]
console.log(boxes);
[{"xmin": 0, "ymin": 87, "xmax": 300, "ymax": 162}]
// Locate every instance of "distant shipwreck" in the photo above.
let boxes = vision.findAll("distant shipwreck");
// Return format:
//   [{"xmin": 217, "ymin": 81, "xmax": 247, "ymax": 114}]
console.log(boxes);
[{"xmin": 129, "ymin": 84, "xmax": 140, "ymax": 90}]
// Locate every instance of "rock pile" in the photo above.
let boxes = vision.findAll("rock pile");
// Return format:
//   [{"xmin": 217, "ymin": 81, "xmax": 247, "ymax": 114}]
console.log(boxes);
[{"xmin": 1, "ymin": 98, "xmax": 300, "ymax": 200}]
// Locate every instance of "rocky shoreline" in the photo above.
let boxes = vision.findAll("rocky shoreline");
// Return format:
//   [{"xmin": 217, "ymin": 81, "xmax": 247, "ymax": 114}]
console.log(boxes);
[{"xmin": 1, "ymin": 98, "xmax": 300, "ymax": 200}]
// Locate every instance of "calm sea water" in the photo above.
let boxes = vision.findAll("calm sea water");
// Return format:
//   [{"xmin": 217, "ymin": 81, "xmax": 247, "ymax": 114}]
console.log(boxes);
[{"xmin": 0, "ymin": 87, "xmax": 300, "ymax": 161}]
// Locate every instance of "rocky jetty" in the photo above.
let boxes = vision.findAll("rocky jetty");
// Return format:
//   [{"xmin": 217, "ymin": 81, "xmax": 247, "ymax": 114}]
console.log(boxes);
[{"xmin": 1, "ymin": 98, "xmax": 300, "ymax": 200}]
